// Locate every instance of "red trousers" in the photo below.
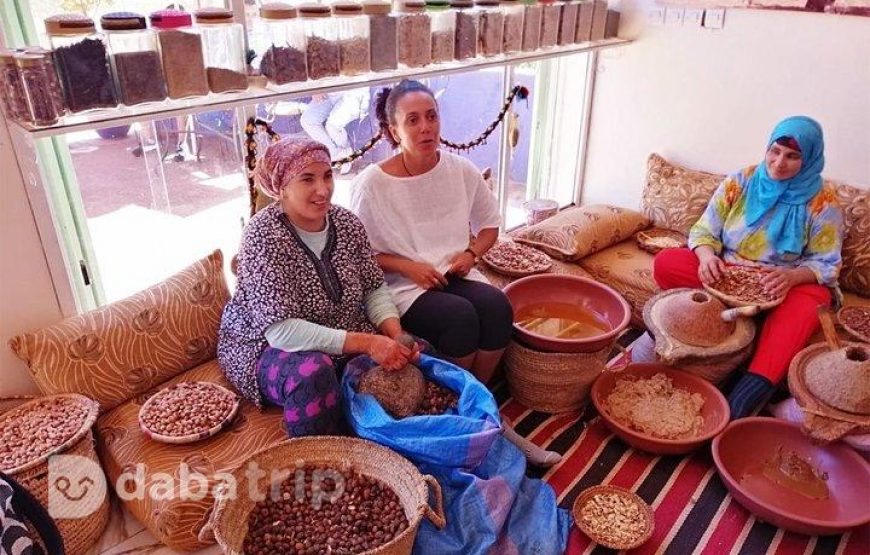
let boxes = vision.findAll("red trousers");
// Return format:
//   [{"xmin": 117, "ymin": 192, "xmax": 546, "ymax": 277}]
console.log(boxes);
[{"xmin": 652, "ymin": 248, "xmax": 831, "ymax": 384}]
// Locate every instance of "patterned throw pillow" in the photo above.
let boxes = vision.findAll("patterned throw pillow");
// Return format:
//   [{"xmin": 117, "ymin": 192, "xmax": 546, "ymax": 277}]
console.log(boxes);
[
  {"xmin": 8, "ymin": 250, "xmax": 230, "ymax": 412},
  {"xmin": 641, "ymin": 153, "xmax": 725, "ymax": 235},
  {"xmin": 512, "ymin": 205, "xmax": 650, "ymax": 261},
  {"xmin": 833, "ymin": 182, "xmax": 870, "ymax": 295}
]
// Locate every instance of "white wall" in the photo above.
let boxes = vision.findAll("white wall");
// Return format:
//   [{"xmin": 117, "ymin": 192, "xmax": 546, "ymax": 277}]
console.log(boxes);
[
  {"xmin": 582, "ymin": 5, "xmax": 870, "ymax": 209},
  {"xmin": 0, "ymin": 115, "xmax": 63, "ymax": 396}
]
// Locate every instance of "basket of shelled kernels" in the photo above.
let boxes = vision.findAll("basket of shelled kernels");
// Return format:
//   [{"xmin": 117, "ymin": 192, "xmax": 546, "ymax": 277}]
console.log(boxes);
[
  {"xmin": 0, "ymin": 394, "xmax": 109, "ymax": 555},
  {"xmin": 138, "ymin": 381, "xmax": 240, "ymax": 444}
]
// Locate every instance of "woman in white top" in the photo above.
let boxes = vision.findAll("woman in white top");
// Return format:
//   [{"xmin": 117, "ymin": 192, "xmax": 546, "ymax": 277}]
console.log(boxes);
[{"xmin": 351, "ymin": 79, "xmax": 560, "ymax": 467}]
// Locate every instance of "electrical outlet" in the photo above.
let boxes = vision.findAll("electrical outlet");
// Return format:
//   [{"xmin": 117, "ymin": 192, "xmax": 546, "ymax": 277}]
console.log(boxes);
[
  {"xmin": 684, "ymin": 8, "xmax": 704, "ymax": 27},
  {"xmin": 703, "ymin": 8, "xmax": 726, "ymax": 29},
  {"xmin": 665, "ymin": 7, "xmax": 685, "ymax": 26},
  {"xmin": 647, "ymin": 7, "xmax": 665, "ymax": 26}
]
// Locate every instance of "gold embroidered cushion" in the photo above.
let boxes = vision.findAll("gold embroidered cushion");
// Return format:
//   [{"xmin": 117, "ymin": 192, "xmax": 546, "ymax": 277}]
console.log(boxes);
[
  {"xmin": 8, "ymin": 250, "xmax": 230, "ymax": 412},
  {"xmin": 642, "ymin": 153, "xmax": 725, "ymax": 234},
  {"xmin": 513, "ymin": 205, "xmax": 650, "ymax": 261},
  {"xmin": 833, "ymin": 182, "xmax": 870, "ymax": 295}
]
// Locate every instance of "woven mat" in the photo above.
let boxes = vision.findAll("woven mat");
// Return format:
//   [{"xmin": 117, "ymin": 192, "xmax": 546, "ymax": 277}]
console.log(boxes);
[{"xmin": 491, "ymin": 334, "xmax": 870, "ymax": 555}]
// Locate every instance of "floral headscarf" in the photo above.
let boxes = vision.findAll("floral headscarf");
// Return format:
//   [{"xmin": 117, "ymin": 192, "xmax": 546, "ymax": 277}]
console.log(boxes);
[{"xmin": 254, "ymin": 137, "xmax": 332, "ymax": 199}]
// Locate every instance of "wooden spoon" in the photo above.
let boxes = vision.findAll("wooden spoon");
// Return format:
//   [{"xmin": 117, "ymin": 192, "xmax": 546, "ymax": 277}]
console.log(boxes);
[{"xmin": 816, "ymin": 306, "xmax": 841, "ymax": 351}]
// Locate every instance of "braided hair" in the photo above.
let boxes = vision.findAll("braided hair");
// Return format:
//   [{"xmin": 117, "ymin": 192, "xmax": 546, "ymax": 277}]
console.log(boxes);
[{"xmin": 374, "ymin": 79, "xmax": 437, "ymax": 147}]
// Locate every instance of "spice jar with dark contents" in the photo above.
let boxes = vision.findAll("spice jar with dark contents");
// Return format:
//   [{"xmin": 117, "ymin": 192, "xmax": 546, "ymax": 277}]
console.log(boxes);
[
  {"xmin": 259, "ymin": 3, "xmax": 308, "ymax": 87},
  {"xmin": 538, "ymin": 0, "xmax": 561, "ymax": 48},
  {"xmin": 476, "ymin": 0, "xmax": 505, "ymax": 57},
  {"xmin": 334, "ymin": 2, "xmax": 371, "ymax": 76},
  {"xmin": 45, "ymin": 13, "xmax": 117, "ymax": 113},
  {"xmin": 364, "ymin": 1, "xmax": 398, "ymax": 71},
  {"xmin": 451, "ymin": 0, "xmax": 479, "ymax": 60},
  {"xmin": 575, "ymin": 0, "xmax": 594, "ymax": 42},
  {"xmin": 101, "ymin": 12, "xmax": 167, "ymax": 106},
  {"xmin": 0, "ymin": 50, "xmax": 29, "ymax": 123},
  {"xmin": 397, "ymin": 1, "xmax": 432, "ymax": 68},
  {"xmin": 520, "ymin": 0, "xmax": 543, "ymax": 51},
  {"xmin": 16, "ymin": 54, "xmax": 59, "ymax": 126},
  {"xmin": 501, "ymin": 0, "xmax": 525, "ymax": 53},
  {"xmin": 557, "ymin": 0, "xmax": 578, "ymax": 45},
  {"xmin": 195, "ymin": 7, "xmax": 248, "ymax": 93},
  {"xmin": 301, "ymin": 3, "xmax": 341, "ymax": 80},
  {"xmin": 426, "ymin": 0, "xmax": 456, "ymax": 63},
  {"xmin": 150, "ymin": 9, "xmax": 208, "ymax": 99}
]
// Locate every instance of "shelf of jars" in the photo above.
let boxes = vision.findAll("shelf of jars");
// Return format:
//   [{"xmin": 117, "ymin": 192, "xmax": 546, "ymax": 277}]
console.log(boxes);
[{"xmin": 9, "ymin": 37, "xmax": 629, "ymax": 140}]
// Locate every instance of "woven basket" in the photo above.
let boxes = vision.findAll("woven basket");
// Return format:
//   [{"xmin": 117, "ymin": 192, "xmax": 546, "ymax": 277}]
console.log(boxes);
[
  {"xmin": 504, "ymin": 339, "xmax": 627, "ymax": 414},
  {"xmin": 572, "ymin": 485, "xmax": 654, "ymax": 550},
  {"xmin": 0, "ymin": 394, "xmax": 109, "ymax": 555},
  {"xmin": 138, "ymin": 381, "xmax": 240, "ymax": 444},
  {"xmin": 204, "ymin": 436, "xmax": 445, "ymax": 555},
  {"xmin": 634, "ymin": 228, "xmax": 686, "ymax": 254},
  {"xmin": 837, "ymin": 306, "xmax": 870, "ymax": 344}
]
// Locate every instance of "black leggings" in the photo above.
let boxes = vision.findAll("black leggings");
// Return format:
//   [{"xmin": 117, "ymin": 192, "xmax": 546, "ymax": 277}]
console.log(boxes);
[{"xmin": 400, "ymin": 277, "xmax": 514, "ymax": 357}]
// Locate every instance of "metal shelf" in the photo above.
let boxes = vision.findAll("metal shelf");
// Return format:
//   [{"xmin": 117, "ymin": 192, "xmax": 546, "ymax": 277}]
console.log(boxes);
[{"xmin": 12, "ymin": 38, "xmax": 630, "ymax": 139}]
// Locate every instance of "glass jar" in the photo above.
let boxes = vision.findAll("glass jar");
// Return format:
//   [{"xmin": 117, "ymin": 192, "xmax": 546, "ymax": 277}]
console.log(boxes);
[
  {"xmin": 150, "ymin": 9, "xmax": 208, "ymax": 99},
  {"xmin": 397, "ymin": 1, "xmax": 431, "ymax": 68},
  {"xmin": 475, "ymin": 0, "xmax": 504, "ymax": 57},
  {"xmin": 539, "ymin": 0, "xmax": 561, "ymax": 48},
  {"xmin": 450, "ymin": 0, "xmax": 479, "ymax": 60},
  {"xmin": 16, "ymin": 54, "xmax": 59, "ymax": 126},
  {"xmin": 426, "ymin": 0, "xmax": 455, "ymax": 63},
  {"xmin": 575, "ymin": 0, "xmax": 593, "ymax": 43},
  {"xmin": 557, "ymin": 0, "xmax": 578, "ymax": 45},
  {"xmin": 45, "ymin": 13, "xmax": 117, "ymax": 113},
  {"xmin": 195, "ymin": 8, "xmax": 248, "ymax": 94},
  {"xmin": 101, "ymin": 12, "xmax": 167, "ymax": 106},
  {"xmin": 23, "ymin": 47, "xmax": 67, "ymax": 118},
  {"xmin": 259, "ymin": 3, "xmax": 308, "ymax": 87},
  {"xmin": 501, "ymin": 0, "xmax": 524, "ymax": 54},
  {"xmin": 364, "ymin": 1, "xmax": 397, "ymax": 71},
  {"xmin": 590, "ymin": 0, "xmax": 607, "ymax": 40},
  {"xmin": 333, "ymin": 2, "xmax": 371, "ymax": 76},
  {"xmin": 520, "ymin": 0, "xmax": 542, "ymax": 52},
  {"xmin": 300, "ymin": 4, "xmax": 340, "ymax": 80},
  {"xmin": 0, "ymin": 50, "xmax": 28, "ymax": 122}
]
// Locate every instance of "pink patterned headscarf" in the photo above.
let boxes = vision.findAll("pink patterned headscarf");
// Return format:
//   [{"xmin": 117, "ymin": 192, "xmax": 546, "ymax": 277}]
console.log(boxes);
[{"xmin": 254, "ymin": 137, "xmax": 332, "ymax": 199}]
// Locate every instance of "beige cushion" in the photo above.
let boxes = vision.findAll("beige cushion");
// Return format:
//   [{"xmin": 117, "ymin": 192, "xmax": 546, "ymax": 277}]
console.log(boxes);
[
  {"xmin": 579, "ymin": 240, "xmax": 658, "ymax": 327},
  {"xmin": 641, "ymin": 153, "xmax": 724, "ymax": 235},
  {"xmin": 96, "ymin": 359, "xmax": 287, "ymax": 552},
  {"xmin": 512, "ymin": 205, "xmax": 650, "ymax": 262},
  {"xmin": 833, "ymin": 182, "xmax": 870, "ymax": 295},
  {"xmin": 8, "ymin": 251, "xmax": 230, "ymax": 412}
]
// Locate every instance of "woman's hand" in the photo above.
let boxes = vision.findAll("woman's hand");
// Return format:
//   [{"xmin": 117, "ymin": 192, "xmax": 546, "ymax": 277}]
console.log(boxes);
[
  {"xmin": 402, "ymin": 261, "xmax": 448, "ymax": 290},
  {"xmin": 696, "ymin": 246, "xmax": 726, "ymax": 284},
  {"xmin": 366, "ymin": 335, "xmax": 414, "ymax": 371},
  {"xmin": 447, "ymin": 250, "xmax": 476, "ymax": 277},
  {"xmin": 760, "ymin": 268, "xmax": 795, "ymax": 299}
]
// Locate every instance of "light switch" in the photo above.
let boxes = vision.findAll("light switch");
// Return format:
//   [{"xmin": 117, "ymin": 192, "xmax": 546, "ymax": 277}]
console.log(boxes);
[
  {"xmin": 703, "ymin": 8, "xmax": 726, "ymax": 29},
  {"xmin": 665, "ymin": 7, "xmax": 685, "ymax": 26}
]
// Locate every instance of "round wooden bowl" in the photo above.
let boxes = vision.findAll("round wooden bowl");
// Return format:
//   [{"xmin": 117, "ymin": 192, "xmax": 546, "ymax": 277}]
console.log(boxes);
[
  {"xmin": 572, "ymin": 485, "xmax": 654, "ymax": 550},
  {"xmin": 837, "ymin": 306, "xmax": 870, "ymax": 344},
  {"xmin": 139, "ymin": 381, "xmax": 240, "ymax": 445},
  {"xmin": 591, "ymin": 363, "xmax": 730, "ymax": 455},
  {"xmin": 703, "ymin": 266, "xmax": 785, "ymax": 309}
]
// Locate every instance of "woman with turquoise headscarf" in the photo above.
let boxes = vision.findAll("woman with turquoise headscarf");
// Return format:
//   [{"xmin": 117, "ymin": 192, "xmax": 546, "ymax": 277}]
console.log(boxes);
[{"xmin": 652, "ymin": 116, "xmax": 844, "ymax": 419}]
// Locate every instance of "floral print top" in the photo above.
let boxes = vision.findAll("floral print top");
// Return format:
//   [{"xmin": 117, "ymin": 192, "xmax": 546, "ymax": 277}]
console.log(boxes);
[{"xmin": 688, "ymin": 165, "xmax": 844, "ymax": 286}]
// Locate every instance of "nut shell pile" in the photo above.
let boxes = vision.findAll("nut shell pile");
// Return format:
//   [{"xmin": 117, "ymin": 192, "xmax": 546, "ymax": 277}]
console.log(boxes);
[
  {"xmin": 139, "ymin": 381, "xmax": 237, "ymax": 439},
  {"xmin": 243, "ymin": 464, "xmax": 409, "ymax": 555},
  {"xmin": 483, "ymin": 241, "xmax": 552, "ymax": 277},
  {"xmin": 573, "ymin": 486, "xmax": 653, "ymax": 550},
  {"xmin": 838, "ymin": 306, "xmax": 870, "ymax": 343},
  {"xmin": 0, "ymin": 396, "xmax": 90, "ymax": 471},
  {"xmin": 707, "ymin": 265, "xmax": 780, "ymax": 305},
  {"xmin": 414, "ymin": 381, "xmax": 459, "ymax": 416},
  {"xmin": 358, "ymin": 364, "xmax": 426, "ymax": 418}
]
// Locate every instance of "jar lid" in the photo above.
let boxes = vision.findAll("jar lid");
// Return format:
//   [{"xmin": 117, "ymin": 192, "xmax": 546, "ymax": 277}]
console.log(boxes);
[
  {"xmin": 362, "ymin": 1, "xmax": 391, "ymax": 14},
  {"xmin": 449, "ymin": 0, "xmax": 474, "ymax": 7},
  {"xmin": 260, "ymin": 2, "xmax": 297, "ymax": 19},
  {"xmin": 149, "ymin": 9, "xmax": 193, "ymax": 29},
  {"xmin": 14, "ymin": 53, "xmax": 44, "ymax": 67},
  {"xmin": 399, "ymin": 0, "xmax": 427, "ymax": 12},
  {"xmin": 299, "ymin": 3, "xmax": 332, "ymax": 17},
  {"xmin": 44, "ymin": 13, "xmax": 96, "ymax": 35},
  {"xmin": 194, "ymin": 7, "xmax": 234, "ymax": 23},
  {"xmin": 425, "ymin": 0, "xmax": 450, "ymax": 7},
  {"xmin": 100, "ymin": 11, "xmax": 147, "ymax": 31},
  {"xmin": 332, "ymin": 2, "xmax": 364, "ymax": 15},
  {"xmin": 475, "ymin": 0, "xmax": 500, "ymax": 6},
  {"xmin": 0, "ymin": 49, "xmax": 18, "ymax": 64}
]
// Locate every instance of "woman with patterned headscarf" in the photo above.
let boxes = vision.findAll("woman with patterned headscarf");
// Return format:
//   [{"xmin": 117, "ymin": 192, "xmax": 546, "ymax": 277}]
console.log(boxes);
[
  {"xmin": 218, "ymin": 137, "xmax": 418, "ymax": 437},
  {"xmin": 653, "ymin": 116, "xmax": 844, "ymax": 419}
]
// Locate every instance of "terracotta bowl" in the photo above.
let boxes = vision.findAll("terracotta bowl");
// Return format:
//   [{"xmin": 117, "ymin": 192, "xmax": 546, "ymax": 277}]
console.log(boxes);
[
  {"xmin": 712, "ymin": 418, "xmax": 870, "ymax": 536},
  {"xmin": 591, "ymin": 363, "xmax": 730, "ymax": 455},
  {"xmin": 503, "ymin": 274, "xmax": 631, "ymax": 353}
]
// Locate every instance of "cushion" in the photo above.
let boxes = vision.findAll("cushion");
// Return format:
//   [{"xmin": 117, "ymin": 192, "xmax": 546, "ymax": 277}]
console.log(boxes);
[
  {"xmin": 641, "ymin": 153, "xmax": 724, "ymax": 235},
  {"xmin": 8, "ymin": 250, "xmax": 230, "ymax": 412},
  {"xmin": 512, "ymin": 205, "xmax": 650, "ymax": 262},
  {"xmin": 96, "ymin": 359, "xmax": 287, "ymax": 552},
  {"xmin": 578, "ymin": 240, "xmax": 659, "ymax": 327},
  {"xmin": 833, "ymin": 182, "xmax": 870, "ymax": 295}
]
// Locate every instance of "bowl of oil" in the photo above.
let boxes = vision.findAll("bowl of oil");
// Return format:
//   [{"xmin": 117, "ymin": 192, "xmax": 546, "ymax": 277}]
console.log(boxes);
[{"xmin": 503, "ymin": 274, "xmax": 631, "ymax": 353}]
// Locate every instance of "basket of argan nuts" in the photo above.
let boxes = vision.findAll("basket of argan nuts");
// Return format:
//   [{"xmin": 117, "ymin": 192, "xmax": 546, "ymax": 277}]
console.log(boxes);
[
  {"xmin": 0, "ymin": 394, "xmax": 109, "ymax": 555},
  {"xmin": 572, "ymin": 485, "xmax": 654, "ymax": 550},
  {"xmin": 138, "ymin": 381, "xmax": 240, "ymax": 444},
  {"xmin": 204, "ymin": 437, "xmax": 445, "ymax": 555}
]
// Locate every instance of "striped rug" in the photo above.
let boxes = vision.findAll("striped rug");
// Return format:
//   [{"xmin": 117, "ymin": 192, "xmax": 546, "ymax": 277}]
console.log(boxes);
[{"xmin": 492, "ymin": 338, "xmax": 870, "ymax": 555}]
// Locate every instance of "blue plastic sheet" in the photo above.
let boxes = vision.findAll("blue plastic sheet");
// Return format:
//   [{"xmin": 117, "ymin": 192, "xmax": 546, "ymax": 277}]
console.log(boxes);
[{"xmin": 343, "ymin": 354, "xmax": 572, "ymax": 555}]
